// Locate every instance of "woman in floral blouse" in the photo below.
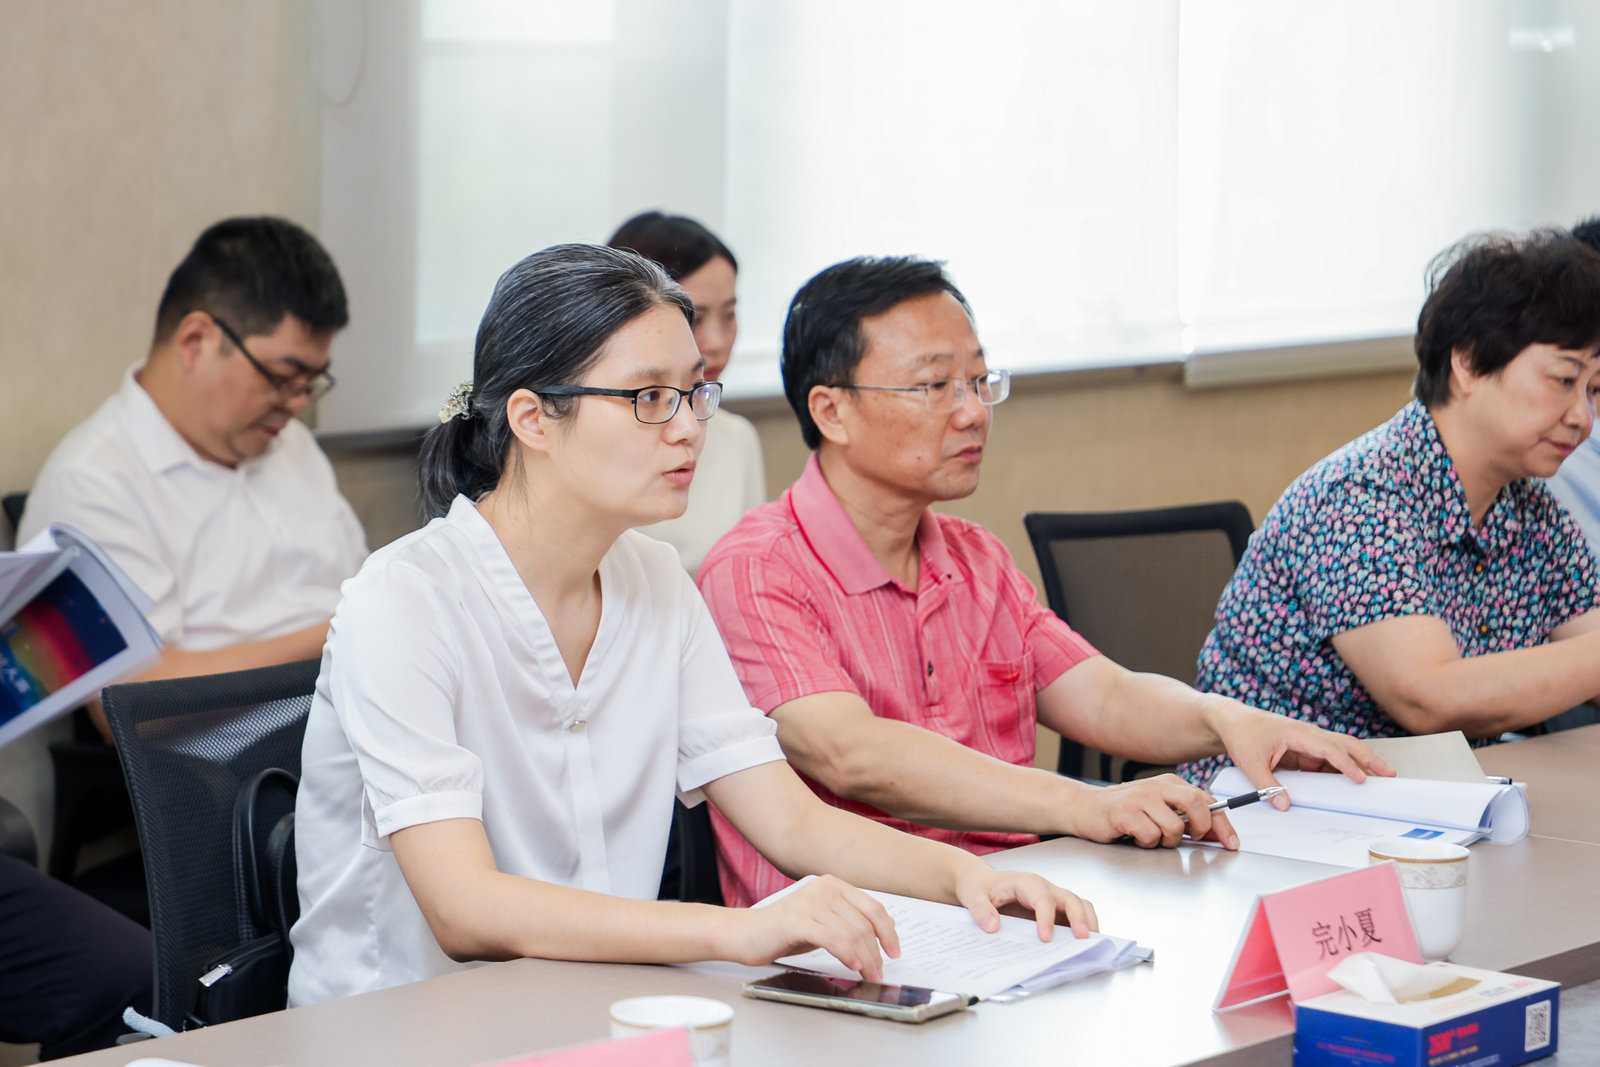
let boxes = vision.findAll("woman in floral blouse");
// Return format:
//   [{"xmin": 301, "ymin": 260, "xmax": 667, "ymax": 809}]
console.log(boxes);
[{"xmin": 1183, "ymin": 230, "xmax": 1600, "ymax": 787}]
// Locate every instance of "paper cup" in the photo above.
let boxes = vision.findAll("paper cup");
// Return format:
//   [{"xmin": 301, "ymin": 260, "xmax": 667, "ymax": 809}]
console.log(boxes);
[
  {"xmin": 609, "ymin": 996, "xmax": 733, "ymax": 1067},
  {"xmin": 1368, "ymin": 837, "xmax": 1469, "ymax": 961}
]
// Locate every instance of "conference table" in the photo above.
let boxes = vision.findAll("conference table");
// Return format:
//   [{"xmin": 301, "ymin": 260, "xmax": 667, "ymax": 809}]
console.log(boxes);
[{"xmin": 58, "ymin": 726, "xmax": 1600, "ymax": 1067}]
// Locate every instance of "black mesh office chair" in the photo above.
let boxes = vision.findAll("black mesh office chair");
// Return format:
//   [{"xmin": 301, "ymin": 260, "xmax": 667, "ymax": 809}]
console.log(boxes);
[
  {"xmin": 1023, "ymin": 502, "xmax": 1253, "ymax": 783},
  {"xmin": 101, "ymin": 658, "xmax": 319, "ymax": 1031},
  {"xmin": 1, "ymin": 492, "xmax": 25, "ymax": 537},
  {"xmin": 0, "ymin": 795, "xmax": 39, "ymax": 868},
  {"xmin": 658, "ymin": 800, "xmax": 724, "ymax": 906}
]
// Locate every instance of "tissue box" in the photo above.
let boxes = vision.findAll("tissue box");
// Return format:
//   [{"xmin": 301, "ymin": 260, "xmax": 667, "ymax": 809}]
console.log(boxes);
[{"xmin": 1294, "ymin": 962, "xmax": 1558, "ymax": 1067}]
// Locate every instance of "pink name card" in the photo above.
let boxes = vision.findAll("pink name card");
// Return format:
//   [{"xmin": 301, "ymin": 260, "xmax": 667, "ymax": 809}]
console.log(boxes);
[
  {"xmin": 1215, "ymin": 862, "xmax": 1422, "ymax": 1011},
  {"xmin": 485, "ymin": 1027, "xmax": 694, "ymax": 1067}
]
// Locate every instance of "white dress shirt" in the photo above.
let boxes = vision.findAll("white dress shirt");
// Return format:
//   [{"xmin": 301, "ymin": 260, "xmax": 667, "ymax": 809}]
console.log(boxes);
[
  {"xmin": 19, "ymin": 366, "xmax": 367, "ymax": 648},
  {"xmin": 288, "ymin": 497, "xmax": 784, "ymax": 1006},
  {"xmin": 638, "ymin": 410, "xmax": 765, "ymax": 574}
]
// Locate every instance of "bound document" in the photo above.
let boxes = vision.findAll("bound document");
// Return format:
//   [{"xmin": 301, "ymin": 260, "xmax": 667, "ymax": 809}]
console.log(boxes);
[
  {"xmin": 757, "ymin": 876, "xmax": 1146, "ymax": 1001},
  {"xmin": 0, "ymin": 524, "xmax": 162, "ymax": 748},
  {"xmin": 1206, "ymin": 766, "xmax": 1528, "ymax": 868}
]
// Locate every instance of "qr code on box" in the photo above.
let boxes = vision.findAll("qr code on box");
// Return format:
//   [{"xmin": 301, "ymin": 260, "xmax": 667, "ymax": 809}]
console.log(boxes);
[{"xmin": 1525, "ymin": 998, "xmax": 1552, "ymax": 1051}]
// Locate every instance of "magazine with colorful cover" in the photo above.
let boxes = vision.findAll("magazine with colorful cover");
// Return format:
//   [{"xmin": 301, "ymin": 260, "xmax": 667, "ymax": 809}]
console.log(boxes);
[{"xmin": 0, "ymin": 524, "xmax": 162, "ymax": 748}]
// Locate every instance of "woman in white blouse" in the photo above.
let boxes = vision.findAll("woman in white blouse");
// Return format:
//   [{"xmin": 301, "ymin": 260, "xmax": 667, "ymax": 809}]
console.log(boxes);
[
  {"xmin": 608, "ymin": 212, "xmax": 765, "ymax": 574},
  {"xmin": 288, "ymin": 244, "xmax": 1094, "ymax": 1006}
]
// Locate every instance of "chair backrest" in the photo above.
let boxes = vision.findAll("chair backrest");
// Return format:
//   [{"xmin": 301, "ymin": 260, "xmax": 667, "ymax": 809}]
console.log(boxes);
[
  {"xmin": 0, "ymin": 794, "xmax": 38, "ymax": 868},
  {"xmin": 1022, "ymin": 502, "xmax": 1253, "ymax": 780},
  {"xmin": 670, "ymin": 800, "xmax": 724, "ymax": 906},
  {"xmin": 101, "ymin": 658, "xmax": 320, "ymax": 1032},
  {"xmin": 2, "ymin": 491, "xmax": 26, "ymax": 539}
]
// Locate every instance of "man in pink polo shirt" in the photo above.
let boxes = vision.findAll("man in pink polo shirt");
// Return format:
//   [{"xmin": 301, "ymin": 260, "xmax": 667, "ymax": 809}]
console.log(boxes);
[{"xmin": 696, "ymin": 255, "xmax": 1391, "ymax": 909}]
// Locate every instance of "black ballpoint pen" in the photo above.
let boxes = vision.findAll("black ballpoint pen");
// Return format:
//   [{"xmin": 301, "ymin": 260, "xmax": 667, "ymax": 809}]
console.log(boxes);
[{"xmin": 1180, "ymin": 785, "xmax": 1287, "ymax": 821}]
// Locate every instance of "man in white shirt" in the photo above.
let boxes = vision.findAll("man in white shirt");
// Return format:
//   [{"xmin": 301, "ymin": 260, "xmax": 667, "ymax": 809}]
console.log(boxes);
[{"xmin": 20, "ymin": 216, "xmax": 368, "ymax": 737}]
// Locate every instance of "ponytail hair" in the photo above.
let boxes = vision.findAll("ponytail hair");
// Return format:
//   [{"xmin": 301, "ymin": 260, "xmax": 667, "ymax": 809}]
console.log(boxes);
[{"xmin": 418, "ymin": 244, "xmax": 693, "ymax": 517}]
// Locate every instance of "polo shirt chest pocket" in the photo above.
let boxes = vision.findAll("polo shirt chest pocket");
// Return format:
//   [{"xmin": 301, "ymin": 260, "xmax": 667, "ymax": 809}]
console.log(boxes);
[{"xmin": 965, "ymin": 650, "xmax": 1037, "ymax": 754}]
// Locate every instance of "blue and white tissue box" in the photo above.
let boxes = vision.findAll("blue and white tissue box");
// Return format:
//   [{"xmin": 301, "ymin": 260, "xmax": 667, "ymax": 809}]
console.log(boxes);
[{"xmin": 1294, "ymin": 957, "xmax": 1557, "ymax": 1067}]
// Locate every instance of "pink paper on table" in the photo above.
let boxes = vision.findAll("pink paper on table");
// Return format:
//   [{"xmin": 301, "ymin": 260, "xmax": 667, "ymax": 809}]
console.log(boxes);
[
  {"xmin": 485, "ymin": 1026, "xmax": 694, "ymax": 1067},
  {"xmin": 1215, "ymin": 862, "xmax": 1421, "ymax": 1011}
]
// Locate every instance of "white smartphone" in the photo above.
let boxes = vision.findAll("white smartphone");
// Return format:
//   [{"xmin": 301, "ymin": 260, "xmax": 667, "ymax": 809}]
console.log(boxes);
[{"xmin": 742, "ymin": 970, "xmax": 973, "ymax": 1023}]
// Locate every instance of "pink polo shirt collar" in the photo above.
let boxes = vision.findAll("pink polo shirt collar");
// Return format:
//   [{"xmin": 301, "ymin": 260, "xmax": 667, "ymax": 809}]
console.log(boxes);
[{"xmin": 788, "ymin": 454, "xmax": 960, "ymax": 597}]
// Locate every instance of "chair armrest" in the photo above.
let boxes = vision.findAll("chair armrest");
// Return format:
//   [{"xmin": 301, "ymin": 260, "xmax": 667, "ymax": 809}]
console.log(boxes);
[{"xmin": 0, "ymin": 795, "xmax": 39, "ymax": 868}]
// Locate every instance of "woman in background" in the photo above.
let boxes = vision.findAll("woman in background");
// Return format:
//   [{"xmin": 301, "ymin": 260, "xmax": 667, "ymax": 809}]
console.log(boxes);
[
  {"xmin": 1181, "ymin": 229, "xmax": 1600, "ymax": 787},
  {"xmin": 288, "ymin": 243, "xmax": 1093, "ymax": 1006},
  {"xmin": 608, "ymin": 212, "xmax": 765, "ymax": 573}
]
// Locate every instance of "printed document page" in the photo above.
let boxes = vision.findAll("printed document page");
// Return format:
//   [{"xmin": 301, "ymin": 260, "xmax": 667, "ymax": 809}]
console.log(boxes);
[
  {"xmin": 762, "ymin": 879, "xmax": 1141, "ymax": 1000},
  {"xmin": 1203, "ymin": 767, "xmax": 1527, "ymax": 866}
]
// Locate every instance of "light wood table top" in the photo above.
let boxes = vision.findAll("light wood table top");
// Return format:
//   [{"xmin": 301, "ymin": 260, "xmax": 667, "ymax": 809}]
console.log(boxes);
[
  {"xmin": 56, "ymin": 826, "xmax": 1600, "ymax": 1067},
  {"xmin": 1479, "ymin": 724, "xmax": 1600, "ymax": 846}
]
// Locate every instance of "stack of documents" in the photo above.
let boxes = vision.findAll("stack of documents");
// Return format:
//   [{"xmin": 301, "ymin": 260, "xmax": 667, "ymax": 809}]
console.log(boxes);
[
  {"xmin": 1207, "ymin": 761, "xmax": 1528, "ymax": 868},
  {"xmin": 0, "ymin": 524, "xmax": 160, "ymax": 747},
  {"xmin": 761, "ymin": 878, "xmax": 1146, "ymax": 1001}
]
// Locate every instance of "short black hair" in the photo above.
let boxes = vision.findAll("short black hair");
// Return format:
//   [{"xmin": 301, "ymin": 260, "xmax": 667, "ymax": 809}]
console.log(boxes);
[
  {"xmin": 606, "ymin": 211, "xmax": 737, "ymax": 282},
  {"xmin": 1575, "ymin": 215, "xmax": 1600, "ymax": 253},
  {"xmin": 1413, "ymin": 229, "xmax": 1600, "ymax": 409},
  {"xmin": 782, "ymin": 256, "xmax": 972, "ymax": 449},
  {"xmin": 152, "ymin": 216, "xmax": 349, "ymax": 345}
]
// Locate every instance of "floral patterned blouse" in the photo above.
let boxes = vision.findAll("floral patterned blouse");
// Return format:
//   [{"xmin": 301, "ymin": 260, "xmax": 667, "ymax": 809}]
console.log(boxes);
[{"xmin": 1179, "ymin": 401, "xmax": 1599, "ymax": 787}]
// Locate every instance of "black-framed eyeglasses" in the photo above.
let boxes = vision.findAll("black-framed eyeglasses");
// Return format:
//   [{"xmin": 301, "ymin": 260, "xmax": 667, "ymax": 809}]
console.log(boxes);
[
  {"xmin": 537, "ymin": 381, "xmax": 723, "ymax": 425},
  {"xmin": 835, "ymin": 369, "xmax": 1011, "ymax": 412},
  {"xmin": 206, "ymin": 313, "xmax": 338, "ymax": 403}
]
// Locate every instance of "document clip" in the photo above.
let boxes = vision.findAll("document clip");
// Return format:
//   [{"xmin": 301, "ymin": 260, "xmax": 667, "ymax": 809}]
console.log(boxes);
[{"xmin": 1214, "ymin": 862, "xmax": 1421, "ymax": 1011}]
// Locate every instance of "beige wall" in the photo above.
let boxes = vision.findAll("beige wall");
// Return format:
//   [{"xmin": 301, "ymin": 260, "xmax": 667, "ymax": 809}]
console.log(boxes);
[
  {"xmin": 0, "ymin": 0, "xmax": 318, "ymax": 850},
  {"xmin": 0, "ymin": 0, "xmax": 319, "ymax": 505},
  {"xmin": 743, "ymin": 367, "xmax": 1416, "ymax": 589}
]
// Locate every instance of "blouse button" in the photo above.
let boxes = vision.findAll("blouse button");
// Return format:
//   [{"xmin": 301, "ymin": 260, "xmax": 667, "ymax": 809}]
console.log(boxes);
[
  {"xmin": 1478, "ymin": 624, "xmax": 1489, "ymax": 636},
  {"xmin": 569, "ymin": 718, "xmax": 588, "ymax": 732},
  {"xmin": 1474, "ymin": 564, "xmax": 1484, "ymax": 575}
]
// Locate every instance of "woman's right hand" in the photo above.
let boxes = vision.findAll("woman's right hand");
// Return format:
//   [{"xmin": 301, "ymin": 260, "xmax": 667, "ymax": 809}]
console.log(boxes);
[{"xmin": 714, "ymin": 875, "xmax": 900, "ymax": 981}]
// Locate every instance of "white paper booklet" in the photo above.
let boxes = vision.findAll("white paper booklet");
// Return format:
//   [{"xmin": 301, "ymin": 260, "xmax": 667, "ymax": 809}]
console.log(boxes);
[
  {"xmin": 1207, "ymin": 766, "xmax": 1529, "ymax": 868},
  {"xmin": 757, "ymin": 877, "xmax": 1145, "ymax": 1001},
  {"xmin": 0, "ymin": 524, "xmax": 162, "ymax": 748}
]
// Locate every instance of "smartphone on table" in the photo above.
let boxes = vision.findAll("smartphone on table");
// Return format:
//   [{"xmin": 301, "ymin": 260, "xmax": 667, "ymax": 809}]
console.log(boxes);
[{"xmin": 742, "ymin": 970, "xmax": 974, "ymax": 1024}]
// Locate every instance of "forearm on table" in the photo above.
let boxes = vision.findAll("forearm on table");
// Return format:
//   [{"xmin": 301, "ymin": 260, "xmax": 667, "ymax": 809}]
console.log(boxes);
[
  {"xmin": 1367, "ymin": 638, "xmax": 1600, "ymax": 737},
  {"xmin": 437, "ymin": 873, "xmax": 734, "ymax": 965},
  {"xmin": 134, "ymin": 623, "xmax": 331, "ymax": 683},
  {"xmin": 85, "ymin": 623, "xmax": 332, "ymax": 741},
  {"xmin": 1038, "ymin": 662, "xmax": 1230, "ymax": 766},
  {"xmin": 393, "ymin": 819, "xmax": 735, "ymax": 965},
  {"xmin": 776, "ymin": 708, "xmax": 1092, "ymax": 837},
  {"xmin": 718, "ymin": 764, "xmax": 987, "ymax": 904}
]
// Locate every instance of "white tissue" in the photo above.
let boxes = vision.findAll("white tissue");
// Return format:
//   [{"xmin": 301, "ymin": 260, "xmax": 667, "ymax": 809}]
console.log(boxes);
[{"xmin": 1325, "ymin": 953, "xmax": 1465, "ymax": 1004}]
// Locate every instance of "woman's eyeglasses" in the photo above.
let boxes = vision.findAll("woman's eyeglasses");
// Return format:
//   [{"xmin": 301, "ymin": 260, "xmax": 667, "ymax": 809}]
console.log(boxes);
[{"xmin": 536, "ymin": 381, "xmax": 723, "ymax": 425}]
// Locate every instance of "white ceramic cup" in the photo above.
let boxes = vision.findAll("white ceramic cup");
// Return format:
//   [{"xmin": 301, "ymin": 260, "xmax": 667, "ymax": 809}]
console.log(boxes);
[
  {"xmin": 609, "ymin": 996, "xmax": 733, "ymax": 1067},
  {"xmin": 1367, "ymin": 837, "xmax": 1470, "ymax": 961}
]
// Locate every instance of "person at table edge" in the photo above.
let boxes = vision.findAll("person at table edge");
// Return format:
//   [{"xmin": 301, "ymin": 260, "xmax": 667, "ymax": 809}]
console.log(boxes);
[
  {"xmin": 1180, "ymin": 229, "xmax": 1600, "ymax": 787},
  {"xmin": 19, "ymin": 216, "xmax": 366, "ymax": 738},
  {"xmin": 696, "ymin": 255, "xmax": 1390, "ymax": 909}
]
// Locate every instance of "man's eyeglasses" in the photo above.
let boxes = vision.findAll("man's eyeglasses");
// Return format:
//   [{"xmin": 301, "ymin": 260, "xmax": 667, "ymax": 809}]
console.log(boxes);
[
  {"xmin": 207, "ymin": 314, "xmax": 337, "ymax": 403},
  {"xmin": 837, "ymin": 369, "xmax": 1011, "ymax": 412},
  {"xmin": 536, "ymin": 381, "xmax": 723, "ymax": 425}
]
